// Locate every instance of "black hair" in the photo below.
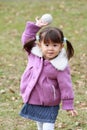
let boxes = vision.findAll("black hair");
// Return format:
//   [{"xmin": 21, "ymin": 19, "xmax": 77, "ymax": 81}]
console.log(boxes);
[
  {"xmin": 39, "ymin": 27, "xmax": 74, "ymax": 60},
  {"xmin": 23, "ymin": 39, "xmax": 36, "ymax": 53}
]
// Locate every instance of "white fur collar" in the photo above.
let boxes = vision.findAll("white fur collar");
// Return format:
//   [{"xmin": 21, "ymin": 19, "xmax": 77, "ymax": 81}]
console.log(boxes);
[{"xmin": 31, "ymin": 45, "xmax": 68, "ymax": 70}]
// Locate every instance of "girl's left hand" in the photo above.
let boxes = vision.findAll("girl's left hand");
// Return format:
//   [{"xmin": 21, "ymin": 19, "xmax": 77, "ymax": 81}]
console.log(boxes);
[
  {"xmin": 67, "ymin": 110, "xmax": 78, "ymax": 116},
  {"xmin": 35, "ymin": 17, "xmax": 48, "ymax": 27}
]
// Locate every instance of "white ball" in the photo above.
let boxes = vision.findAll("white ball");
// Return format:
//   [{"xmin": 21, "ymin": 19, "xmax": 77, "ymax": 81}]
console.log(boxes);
[{"xmin": 40, "ymin": 14, "xmax": 53, "ymax": 24}]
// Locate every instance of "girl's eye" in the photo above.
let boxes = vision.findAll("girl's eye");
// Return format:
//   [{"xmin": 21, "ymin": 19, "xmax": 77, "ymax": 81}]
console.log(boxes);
[
  {"xmin": 53, "ymin": 44, "xmax": 58, "ymax": 47},
  {"xmin": 45, "ymin": 44, "xmax": 49, "ymax": 46}
]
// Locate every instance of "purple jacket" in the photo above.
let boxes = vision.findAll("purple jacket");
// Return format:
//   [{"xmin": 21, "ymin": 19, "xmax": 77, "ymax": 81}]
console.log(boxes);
[{"xmin": 20, "ymin": 22, "xmax": 74, "ymax": 110}]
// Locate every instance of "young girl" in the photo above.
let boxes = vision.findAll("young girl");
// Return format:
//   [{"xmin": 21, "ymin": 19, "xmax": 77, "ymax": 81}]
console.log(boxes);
[{"xmin": 19, "ymin": 17, "xmax": 78, "ymax": 130}]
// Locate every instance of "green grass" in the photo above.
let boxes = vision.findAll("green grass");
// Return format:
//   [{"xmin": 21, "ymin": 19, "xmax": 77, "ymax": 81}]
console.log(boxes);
[{"xmin": 0, "ymin": 0, "xmax": 87, "ymax": 129}]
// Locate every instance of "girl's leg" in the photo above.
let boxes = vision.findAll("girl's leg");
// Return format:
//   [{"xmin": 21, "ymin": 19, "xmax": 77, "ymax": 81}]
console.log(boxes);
[
  {"xmin": 43, "ymin": 123, "xmax": 54, "ymax": 130},
  {"xmin": 36, "ymin": 121, "xmax": 43, "ymax": 130}
]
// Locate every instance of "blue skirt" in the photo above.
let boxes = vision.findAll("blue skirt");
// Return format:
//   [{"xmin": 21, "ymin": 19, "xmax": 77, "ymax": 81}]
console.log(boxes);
[{"xmin": 19, "ymin": 103, "xmax": 59, "ymax": 123}]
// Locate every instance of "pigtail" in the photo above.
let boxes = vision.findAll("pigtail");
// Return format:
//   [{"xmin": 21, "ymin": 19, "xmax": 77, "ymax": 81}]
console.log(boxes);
[
  {"xmin": 66, "ymin": 40, "xmax": 74, "ymax": 60},
  {"xmin": 23, "ymin": 39, "xmax": 36, "ymax": 53}
]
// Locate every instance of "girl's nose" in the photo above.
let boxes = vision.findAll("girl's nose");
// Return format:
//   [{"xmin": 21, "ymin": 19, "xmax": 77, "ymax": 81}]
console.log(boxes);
[{"xmin": 48, "ymin": 45, "xmax": 53, "ymax": 50}]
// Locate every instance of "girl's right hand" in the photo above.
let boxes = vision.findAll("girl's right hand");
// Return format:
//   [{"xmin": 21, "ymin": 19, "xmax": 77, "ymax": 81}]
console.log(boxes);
[{"xmin": 35, "ymin": 17, "xmax": 48, "ymax": 27}]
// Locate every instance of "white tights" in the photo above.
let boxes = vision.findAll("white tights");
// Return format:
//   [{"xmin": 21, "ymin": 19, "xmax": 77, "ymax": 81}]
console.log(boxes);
[{"xmin": 36, "ymin": 121, "xmax": 54, "ymax": 130}]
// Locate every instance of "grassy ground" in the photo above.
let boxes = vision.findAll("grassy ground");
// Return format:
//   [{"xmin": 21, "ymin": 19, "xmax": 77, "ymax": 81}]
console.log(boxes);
[{"xmin": 0, "ymin": 0, "xmax": 87, "ymax": 129}]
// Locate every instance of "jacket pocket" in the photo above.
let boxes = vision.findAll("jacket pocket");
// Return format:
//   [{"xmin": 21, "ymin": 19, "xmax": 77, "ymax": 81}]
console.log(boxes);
[{"xmin": 43, "ymin": 84, "xmax": 57, "ymax": 100}]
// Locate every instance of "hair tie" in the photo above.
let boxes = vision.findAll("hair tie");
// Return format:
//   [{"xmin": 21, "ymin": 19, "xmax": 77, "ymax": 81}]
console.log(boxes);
[
  {"xmin": 36, "ymin": 35, "xmax": 39, "ymax": 41},
  {"xmin": 63, "ymin": 37, "xmax": 67, "ymax": 43}
]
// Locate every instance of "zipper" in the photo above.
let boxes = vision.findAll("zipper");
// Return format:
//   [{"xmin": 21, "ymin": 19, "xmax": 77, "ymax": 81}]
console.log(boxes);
[{"xmin": 51, "ymin": 85, "xmax": 56, "ymax": 100}]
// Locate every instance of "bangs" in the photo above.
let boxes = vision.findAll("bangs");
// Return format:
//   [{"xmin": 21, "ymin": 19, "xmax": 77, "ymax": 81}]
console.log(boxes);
[{"xmin": 43, "ymin": 30, "xmax": 62, "ymax": 44}]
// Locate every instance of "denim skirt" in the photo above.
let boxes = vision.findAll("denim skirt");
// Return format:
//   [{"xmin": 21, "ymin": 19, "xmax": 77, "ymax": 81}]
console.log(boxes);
[{"xmin": 19, "ymin": 103, "xmax": 59, "ymax": 123}]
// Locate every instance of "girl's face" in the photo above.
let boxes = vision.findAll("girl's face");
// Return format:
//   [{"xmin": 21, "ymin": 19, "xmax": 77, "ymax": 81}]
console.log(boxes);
[{"xmin": 39, "ymin": 41, "xmax": 64, "ymax": 60}]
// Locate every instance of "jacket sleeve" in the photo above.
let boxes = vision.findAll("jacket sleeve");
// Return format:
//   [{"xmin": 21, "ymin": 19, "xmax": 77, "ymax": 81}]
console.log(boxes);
[
  {"xmin": 57, "ymin": 66, "xmax": 74, "ymax": 110},
  {"xmin": 21, "ymin": 21, "xmax": 41, "ymax": 46}
]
